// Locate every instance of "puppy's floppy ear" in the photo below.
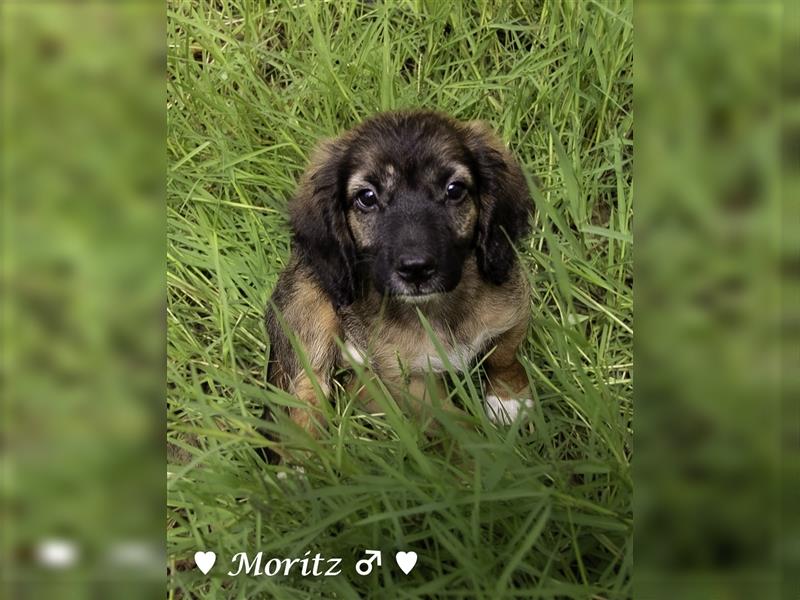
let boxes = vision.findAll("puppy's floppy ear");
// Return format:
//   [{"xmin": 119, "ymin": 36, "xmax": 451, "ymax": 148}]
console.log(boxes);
[
  {"xmin": 463, "ymin": 121, "xmax": 533, "ymax": 285},
  {"xmin": 289, "ymin": 137, "xmax": 356, "ymax": 309}
]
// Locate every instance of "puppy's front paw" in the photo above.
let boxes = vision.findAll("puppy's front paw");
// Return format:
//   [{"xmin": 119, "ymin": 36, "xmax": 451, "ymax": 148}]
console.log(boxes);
[{"xmin": 484, "ymin": 395, "xmax": 533, "ymax": 425}]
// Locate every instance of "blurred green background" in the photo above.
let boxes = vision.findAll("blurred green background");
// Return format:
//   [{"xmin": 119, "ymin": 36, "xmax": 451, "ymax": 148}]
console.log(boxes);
[
  {"xmin": 1, "ymin": 3, "xmax": 165, "ymax": 599},
  {"xmin": 636, "ymin": 2, "xmax": 794, "ymax": 598}
]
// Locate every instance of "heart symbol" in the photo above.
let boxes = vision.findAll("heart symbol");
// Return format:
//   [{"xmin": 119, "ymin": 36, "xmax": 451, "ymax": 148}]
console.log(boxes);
[
  {"xmin": 395, "ymin": 551, "xmax": 417, "ymax": 574},
  {"xmin": 194, "ymin": 551, "xmax": 216, "ymax": 574}
]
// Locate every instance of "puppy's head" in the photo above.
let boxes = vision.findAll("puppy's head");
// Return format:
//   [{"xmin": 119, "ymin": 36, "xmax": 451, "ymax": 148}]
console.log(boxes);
[{"xmin": 290, "ymin": 111, "xmax": 531, "ymax": 308}]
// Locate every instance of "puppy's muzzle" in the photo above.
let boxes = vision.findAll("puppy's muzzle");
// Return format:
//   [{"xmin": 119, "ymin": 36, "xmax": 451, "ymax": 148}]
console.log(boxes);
[{"xmin": 395, "ymin": 252, "xmax": 437, "ymax": 286}]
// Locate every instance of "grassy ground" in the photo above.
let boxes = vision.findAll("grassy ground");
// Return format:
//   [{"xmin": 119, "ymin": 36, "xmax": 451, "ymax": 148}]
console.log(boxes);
[{"xmin": 167, "ymin": 1, "xmax": 632, "ymax": 598}]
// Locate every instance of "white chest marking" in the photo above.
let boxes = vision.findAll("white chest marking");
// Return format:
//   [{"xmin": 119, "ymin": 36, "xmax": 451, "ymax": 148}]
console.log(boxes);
[
  {"xmin": 410, "ymin": 328, "xmax": 500, "ymax": 373},
  {"xmin": 343, "ymin": 340, "xmax": 367, "ymax": 366},
  {"xmin": 412, "ymin": 344, "xmax": 473, "ymax": 373}
]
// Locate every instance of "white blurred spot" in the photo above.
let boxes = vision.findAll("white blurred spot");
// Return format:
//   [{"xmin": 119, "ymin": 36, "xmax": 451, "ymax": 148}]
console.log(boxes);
[
  {"xmin": 108, "ymin": 541, "xmax": 160, "ymax": 570},
  {"xmin": 36, "ymin": 539, "xmax": 78, "ymax": 569},
  {"xmin": 485, "ymin": 395, "xmax": 534, "ymax": 425}
]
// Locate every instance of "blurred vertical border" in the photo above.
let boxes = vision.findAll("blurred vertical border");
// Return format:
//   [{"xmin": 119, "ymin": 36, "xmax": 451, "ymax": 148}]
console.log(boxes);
[
  {"xmin": 1, "ymin": 2, "xmax": 165, "ymax": 598},
  {"xmin": 635, "ymin": 1, "xmax": 797, "ymax": 598}
]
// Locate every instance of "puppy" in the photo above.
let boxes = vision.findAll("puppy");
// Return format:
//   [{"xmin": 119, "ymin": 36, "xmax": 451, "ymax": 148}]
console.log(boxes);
[{"xmin": 265, "ymin": 110, "xmax": 533, "ymax": 436}]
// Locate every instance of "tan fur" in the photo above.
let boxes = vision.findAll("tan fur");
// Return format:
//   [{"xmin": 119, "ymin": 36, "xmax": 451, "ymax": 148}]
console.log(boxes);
[
  {"xmin": 452, "ymin": 201, "xmax": 478, "ymax": 239},
  {"xmin": 285, "ymin": 276, "xmax": 340, "ymax": 367},
  {"xmin": 346, "ymin": 170, "xmax": 374, "ymax": 198},
  {"xmin": 270, "ymin": 270, "xmax": 340, "ymax": 435},
  {"xmin": 346, "ymin": 210, "xmax": 375, "ymax": 249}
]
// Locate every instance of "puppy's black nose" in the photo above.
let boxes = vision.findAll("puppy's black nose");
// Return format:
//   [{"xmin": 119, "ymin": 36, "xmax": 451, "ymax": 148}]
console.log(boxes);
[{"xmin": 396, "ymin": 254, "xmax": 436, "ymax": 284}]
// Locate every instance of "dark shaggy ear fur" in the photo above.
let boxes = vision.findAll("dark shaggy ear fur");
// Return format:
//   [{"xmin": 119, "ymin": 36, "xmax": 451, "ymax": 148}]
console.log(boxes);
[
  {"xmin": 462, "ymin": 121, "xmax": 533, "ymax": 285},
  {"xmin": 289, "ymin": 138, "xmax": 356, "ymax": 309}
]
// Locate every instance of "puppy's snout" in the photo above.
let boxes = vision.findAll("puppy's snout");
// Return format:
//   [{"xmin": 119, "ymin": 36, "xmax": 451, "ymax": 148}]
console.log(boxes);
[{"xmin": 395, "ymin": 253, "xmax": 437, "ymax": 285}]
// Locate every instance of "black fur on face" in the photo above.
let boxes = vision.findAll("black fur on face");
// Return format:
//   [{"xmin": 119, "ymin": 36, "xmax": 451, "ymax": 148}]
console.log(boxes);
[{"xmin": 289, "ymin": 110, "xmax": 532, "ymax": 308}]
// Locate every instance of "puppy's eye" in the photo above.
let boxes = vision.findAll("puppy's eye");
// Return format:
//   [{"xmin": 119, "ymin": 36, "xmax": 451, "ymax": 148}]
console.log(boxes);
[
  {"xmin": 354, "ymin": 189, "xmax": 378, "ymax": 212},
  {"xmin": 446, "ymin": 181, "xmax": 467, "ymax": 201}
]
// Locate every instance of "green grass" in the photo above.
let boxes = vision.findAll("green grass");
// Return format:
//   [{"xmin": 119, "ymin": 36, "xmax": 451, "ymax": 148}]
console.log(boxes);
[{"xmin": 167, "ymin": 1, "xmax": 632, "ymax": 598}]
